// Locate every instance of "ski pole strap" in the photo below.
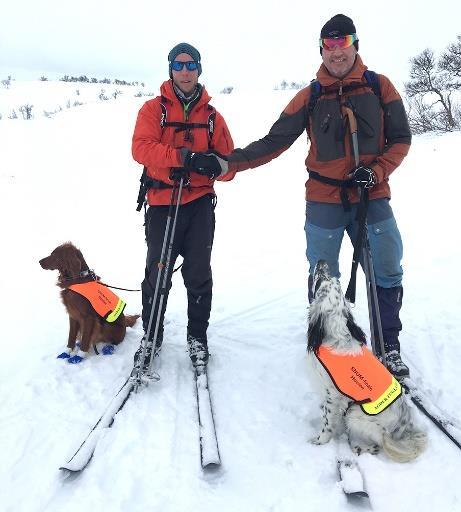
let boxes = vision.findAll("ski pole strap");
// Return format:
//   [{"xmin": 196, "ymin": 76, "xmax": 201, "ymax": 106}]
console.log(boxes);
[
  {"xmin": 308, "ymin": 170, "xmax": 356, "ymax": 211},
  {"xmin": 345, "ymin": 188, "xmax": 369, "ymax": 303}
]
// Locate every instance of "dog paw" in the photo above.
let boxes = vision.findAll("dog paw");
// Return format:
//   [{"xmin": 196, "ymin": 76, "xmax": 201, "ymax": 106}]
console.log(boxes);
[
  {"xmin": 68, "ymin": 354, "xmax": 84, "ymax": 364},
  {"xmin": 67, "ymin": 350, "xmax": 88, "ymax": 364},
  {"xmin": 102, "ymin": 344, "xmax": 115, "ymax": 355},
  {"xmin": 352, "ymin": 444, "xmax": 380, "ymax": 456},
  {"xmin": 366, "ymin": 444, "xmax": 380, "ymax": 455},
  {"xmin": 68, "ymin": 355, "xmax": 84, "ymax": 364},
  {"xmin": 352, "ymin": 445, "xmax": 362, "ymax": 456},
  {"xmin": 57, "ymin": 352, "xmax": 71, "ymax": 359},
  {"xmin": 310, "ymin": 430, "xmax": 333, "ymax": 445}
]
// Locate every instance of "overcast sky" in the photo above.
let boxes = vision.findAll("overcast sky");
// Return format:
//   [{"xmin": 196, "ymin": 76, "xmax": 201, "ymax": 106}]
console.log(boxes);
[{"xmin": 2, "ymin": 0, "xmax": 460, "ymax": 92}]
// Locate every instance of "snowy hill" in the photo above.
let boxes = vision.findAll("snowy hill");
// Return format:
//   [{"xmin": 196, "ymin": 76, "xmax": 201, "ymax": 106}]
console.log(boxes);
[{"xmin": 1, "ymin": 80, "xmax": 460, "ymax": 512}]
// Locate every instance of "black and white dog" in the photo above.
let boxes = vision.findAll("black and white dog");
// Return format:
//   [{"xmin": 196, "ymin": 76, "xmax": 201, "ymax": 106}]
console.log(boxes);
[{"xmin": 307, "ymin": 260, "xmax": 427, "ymax": 463}]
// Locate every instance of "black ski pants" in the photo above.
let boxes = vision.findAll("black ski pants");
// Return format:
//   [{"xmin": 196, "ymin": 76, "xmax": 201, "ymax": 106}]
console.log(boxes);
[{"xmin": 142, "ymin": 193, "xmax": 215, "ymax": 341}]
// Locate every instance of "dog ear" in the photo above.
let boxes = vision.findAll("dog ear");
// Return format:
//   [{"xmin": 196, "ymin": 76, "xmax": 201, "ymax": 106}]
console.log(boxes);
[
  {"xmin": 60, "ymin": 249, "xmax": 82, "ymax": 276},
  {"xmin": 307, "ymin": 314, "xmax": 325, "ymax": 352},
  {"xmin": 346, "ymin": 312, "xmax": 367, "ymax": 345}
]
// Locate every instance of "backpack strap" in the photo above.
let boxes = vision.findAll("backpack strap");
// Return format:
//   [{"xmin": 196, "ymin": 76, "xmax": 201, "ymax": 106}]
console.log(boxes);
[
  {"xmin": 363, "ymin": 70, "xmax": 381, "ymax": 99},
  {"xmin": 307, "ymin": 79, "xmax": 322, "ymax": 113},
  {"xmin": 160, "ymin": 101, "xmax": 168, "ymax": 128},
  {"xmin": 207, "ymin": 107, "xmax": 216, "ymax": 142},
  {"xmin": 307, "ymin": 170, "xmax": 356, "ymax": 211},
  {"xmin": 308, "ymin": 70, "xmax": 382, "ymax": 113},
  {"xmin": 159, "ymin": 96, "xmax": 215, "ymax": 142}
]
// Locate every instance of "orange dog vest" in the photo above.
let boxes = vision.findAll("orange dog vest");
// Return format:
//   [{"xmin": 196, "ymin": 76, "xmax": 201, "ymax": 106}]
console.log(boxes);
[
  {"xmin": 69, "ymin": 282, "xmax": 126, "ymax": 323},
  {"xmin": 315, "ymin": 345, "xmax": 402, "ymax": 415}
]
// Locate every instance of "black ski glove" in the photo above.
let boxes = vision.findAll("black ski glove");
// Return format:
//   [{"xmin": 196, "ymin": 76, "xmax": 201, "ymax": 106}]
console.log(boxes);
[
  {"xmin": 183, "ymin": 151, "xmax": 229, "ymax": 179},
  {"xmin": 350, "ymin": 165, "xmax": 377, "ymax": 189}
]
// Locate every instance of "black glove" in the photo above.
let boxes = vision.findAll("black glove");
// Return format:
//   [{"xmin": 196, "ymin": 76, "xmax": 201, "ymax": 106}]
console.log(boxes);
[
  {"xmin": 351, "ymin": 165, "xmax": 377, "ymax": 189},
  {"xmin": 184, "ymin": 151, "xmax": 229, "ymax": 179},
  {"xmin": 169, "ymin": 168, "xmax": 190, "ymax": 183}
]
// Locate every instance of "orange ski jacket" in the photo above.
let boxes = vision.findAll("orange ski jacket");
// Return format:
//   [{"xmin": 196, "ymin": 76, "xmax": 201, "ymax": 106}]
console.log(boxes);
[
  {"xmin": 132, "ymin": 80, "xmax": 235, "ymax": 205},
  {"xmin": 228, "ymin": 55, "xmax": 411, "ymax": 205},
  {"xmin": 69, "ymin": 282, "xmax": 126, "ymax": 323},
  {"xmin": 316, "ymin": 345, "xmax": 402, "ymax": 415}
]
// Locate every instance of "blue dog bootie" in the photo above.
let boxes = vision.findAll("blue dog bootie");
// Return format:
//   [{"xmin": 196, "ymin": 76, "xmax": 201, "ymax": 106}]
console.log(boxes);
[
  {"xmin": 68, "ymin": 350, "xmax": 88, "ymax": 364},
  {"xmin": 101, "ymin": 344, "xmax": 115, "ymax": 355}
]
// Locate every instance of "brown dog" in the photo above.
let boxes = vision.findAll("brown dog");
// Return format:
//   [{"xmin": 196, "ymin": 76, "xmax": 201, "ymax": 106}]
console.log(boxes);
[{"xmin": 39, "ymin": 242, "xmax": 139, "ymax": 363}]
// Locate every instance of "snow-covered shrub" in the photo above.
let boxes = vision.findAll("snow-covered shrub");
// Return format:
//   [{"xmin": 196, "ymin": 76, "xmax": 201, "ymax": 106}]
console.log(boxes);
[{"xmin": 19, "ymin": 104, "xmax": 33, "ymax": 120}]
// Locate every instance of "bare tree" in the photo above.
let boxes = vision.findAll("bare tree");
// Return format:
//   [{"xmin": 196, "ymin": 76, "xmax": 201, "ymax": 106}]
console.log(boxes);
[
  {"xmin": 405, "ymin": 39, "xmax": 461, "ymax": 133},
  {"xmin": 439, "ymin": 35, "xmax": 461, "ymax": 80},
  {"xmin": 19, "ymin": 104, "xmax": 33, "ymax": 120}
]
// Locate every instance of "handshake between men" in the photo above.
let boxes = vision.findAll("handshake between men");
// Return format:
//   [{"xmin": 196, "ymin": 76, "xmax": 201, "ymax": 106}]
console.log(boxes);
[{"xmin": 170, "ymin": 151, "xmax": 229, "ymax": 181}]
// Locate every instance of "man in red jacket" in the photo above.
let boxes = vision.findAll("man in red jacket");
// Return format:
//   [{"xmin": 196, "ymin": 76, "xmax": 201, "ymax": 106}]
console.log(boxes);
[
  {"xmin": 187, "ymin": 16, "xmax": 411, "ymax": 378},
  {"xmin": 132, "ymin": 42, "xmax": 235, "ymax": 370}
]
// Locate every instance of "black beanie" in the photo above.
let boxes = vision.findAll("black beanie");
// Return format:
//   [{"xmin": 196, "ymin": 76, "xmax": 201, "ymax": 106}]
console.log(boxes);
[
  {"xmin": 320, "ymin": 14, "xmax": 359, "ymax": 53},
  {"xmin": 168, "ymin": 42, "xmax": 202, "ymax": 77}
]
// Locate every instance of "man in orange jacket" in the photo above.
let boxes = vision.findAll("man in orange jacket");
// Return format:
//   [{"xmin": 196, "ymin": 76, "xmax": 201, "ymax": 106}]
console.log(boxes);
[
  {"xmin": 186, "ymin": 16, "xmax": 412, "ymax": 378},
  {"xmin": 132, "ymin": 42, "xmax": 235, "ymax": 370}
]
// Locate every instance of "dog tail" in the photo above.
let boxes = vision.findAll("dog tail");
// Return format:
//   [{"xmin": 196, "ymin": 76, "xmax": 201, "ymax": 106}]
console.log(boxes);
[
  {"xmin": 124, "ymin": 314, "xmax": 140, "ymax": 328},
  {"xmin": 382, "ymin": 427, "xmax": 427, "ymax": 463}
]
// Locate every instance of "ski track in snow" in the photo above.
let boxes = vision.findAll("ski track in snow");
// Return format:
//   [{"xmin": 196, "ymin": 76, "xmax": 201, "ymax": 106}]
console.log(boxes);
[{"xmin": 1, "ymin": 82, "xmax": 461, "ymax": 512}]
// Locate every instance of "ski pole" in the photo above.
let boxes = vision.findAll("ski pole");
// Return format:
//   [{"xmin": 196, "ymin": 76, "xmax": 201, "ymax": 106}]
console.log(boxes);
[
  {"xmin": 344, "ymin": 107, "xmax": 461, "ymax": 451},
  {"xmin": 133, "ymin": 176, "xmax": 185, "ymax": 389},
  {"xmin": 343, "ymin": 105, "xmax": 387, "ymax": 362},
  {"xmin": 343, "ymin": 106, "xmax": 367, "ymax": 304}
]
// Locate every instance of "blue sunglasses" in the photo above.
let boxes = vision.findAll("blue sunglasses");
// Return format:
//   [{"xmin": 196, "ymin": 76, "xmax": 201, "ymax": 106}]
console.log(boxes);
[{"xmin": 171, "ymin": 60, "xmax": 198, "ymax": 72}]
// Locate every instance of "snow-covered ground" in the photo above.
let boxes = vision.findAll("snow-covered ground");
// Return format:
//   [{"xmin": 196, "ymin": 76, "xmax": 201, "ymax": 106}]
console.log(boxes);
[{"xmin": 1, "ymin": 80, "xmax": 460, "ymax": 512}]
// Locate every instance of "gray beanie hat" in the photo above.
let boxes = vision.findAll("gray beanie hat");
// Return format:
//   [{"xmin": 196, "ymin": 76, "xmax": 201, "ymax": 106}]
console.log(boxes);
[{"xmin": 168, "ymin": 42, "xmax": 202, "ymax": 77}]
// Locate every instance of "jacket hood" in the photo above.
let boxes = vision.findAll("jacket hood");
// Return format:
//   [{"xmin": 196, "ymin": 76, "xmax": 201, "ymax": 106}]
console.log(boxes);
[
  {"xmin": 159, "ymin": 79, "xmax": 211, "ymax": 107},
  {"xmin": 316, "ymin": 54, "xmax": 368, "ymax": 87}
]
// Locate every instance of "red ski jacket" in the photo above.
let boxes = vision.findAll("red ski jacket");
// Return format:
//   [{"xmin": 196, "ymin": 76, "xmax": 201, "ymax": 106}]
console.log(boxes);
[{"xmin": 132, "ymin": 80, "xmax": 235, "ymax": 205}]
